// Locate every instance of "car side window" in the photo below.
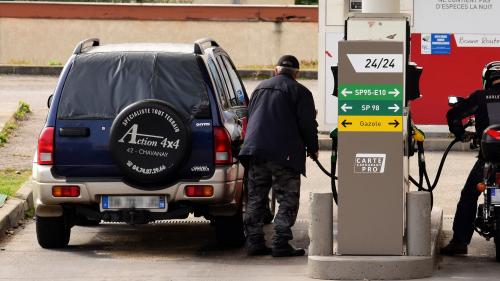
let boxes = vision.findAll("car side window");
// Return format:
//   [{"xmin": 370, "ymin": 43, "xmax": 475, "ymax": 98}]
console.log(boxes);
[
  {"xmin": 216, "ymin": 56, "xmax": 240, "ymax": 108},
  {"xmin": 207, "ymin": 58, "xmax": 229, "ymax": 109},
  {"xmin": 221, "ymin": 56, "xmax": 247, "ymax": 106}
]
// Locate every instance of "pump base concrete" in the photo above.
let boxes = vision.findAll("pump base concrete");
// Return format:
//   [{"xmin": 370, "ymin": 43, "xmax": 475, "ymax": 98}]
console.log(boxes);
[{"xmin": 308, "ymin": 208, "xmax": 443, "ymax": 280}]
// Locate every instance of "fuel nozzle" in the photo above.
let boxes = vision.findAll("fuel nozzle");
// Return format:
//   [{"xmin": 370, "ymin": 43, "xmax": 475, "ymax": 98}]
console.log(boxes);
[
  {"xmin": 412, "ymin": 125, "xmax": 426, "ymax": 142},
  {"xmin": 330, "ymin": 128, "xmax": 338, "ymax": 161}
]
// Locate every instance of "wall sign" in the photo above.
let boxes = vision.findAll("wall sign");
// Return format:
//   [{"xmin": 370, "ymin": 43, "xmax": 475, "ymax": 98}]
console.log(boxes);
[
  {"xmin": 421, "ymin": 34, "xmax": 452, "ymax": 55},
  {"xmin": 415, "ymin": 0, "xmax": 500, "ymax": 34}
]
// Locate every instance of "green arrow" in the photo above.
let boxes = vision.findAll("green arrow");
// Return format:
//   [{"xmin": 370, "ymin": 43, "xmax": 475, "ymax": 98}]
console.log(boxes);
[
  {"xmin": 388, "ymin": 104, "xmax": 400, "ymax": 113},
  {"xmin": 388, "ymin": 89, "xmax": 400, "ymax": 98},
  {"xmin": 340, "ymin": 103, "xmax": 353, "ymax": 112},
  {"xmin": 341, "ymin": 88, "xmax": 353, "ymax": 97}
]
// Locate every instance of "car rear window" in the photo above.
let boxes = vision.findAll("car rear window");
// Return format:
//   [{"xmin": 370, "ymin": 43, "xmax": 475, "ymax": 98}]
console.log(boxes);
[{"xmin": 57, "ymin": 52, "xmax": 210, "ymax": 120}]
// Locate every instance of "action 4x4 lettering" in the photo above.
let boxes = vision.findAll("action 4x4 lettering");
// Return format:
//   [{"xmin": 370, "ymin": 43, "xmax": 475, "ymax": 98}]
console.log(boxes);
[{"xmin": 118, "ymin": 124, "xmax": 180, "ymax": 150}]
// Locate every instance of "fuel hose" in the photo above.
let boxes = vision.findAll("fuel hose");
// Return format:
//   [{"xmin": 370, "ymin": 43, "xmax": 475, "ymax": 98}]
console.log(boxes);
[{"xmin": 313, "ymin": 131, "xmax": 460, "ymax": 207}]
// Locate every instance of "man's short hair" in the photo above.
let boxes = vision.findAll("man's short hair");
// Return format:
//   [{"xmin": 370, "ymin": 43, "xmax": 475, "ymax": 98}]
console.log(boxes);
[{"xmin": 276, "ymin": 66, "xmax": 299, "ymax": 76}]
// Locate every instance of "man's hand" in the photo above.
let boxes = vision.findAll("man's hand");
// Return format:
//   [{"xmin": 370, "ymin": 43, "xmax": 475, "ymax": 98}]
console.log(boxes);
[
  {"xmin": 460, "ymin": 131, "xmax": 475, "ymax": 143},
  {"xmin": 308, "ymin": 151, "xmax": 319, "ymax": 161}
]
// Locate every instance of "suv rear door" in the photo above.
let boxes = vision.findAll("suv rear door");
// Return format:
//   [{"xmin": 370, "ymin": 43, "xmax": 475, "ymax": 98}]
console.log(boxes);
[{"xmin": 53, "ymin": 52, "xmax": 214, "ymax": 181}]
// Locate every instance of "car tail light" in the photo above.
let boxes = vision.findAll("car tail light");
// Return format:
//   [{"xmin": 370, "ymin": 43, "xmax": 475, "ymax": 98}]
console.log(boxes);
[
  {"xmin": 214, "ymin": 127, "xmax": 233, "ymax": 165},
  {"xmin": 52, "ymin": 186, "xmax": 80, "ymax": 197},
  {"xmin": 185, "ymin": 185, "xmax": 214, "ymax": 197},
  {"xmin": 496, "ymin": 173, "xmax": 500, "ymax": 186},
  {"xmin": 38, "ymin": 127, "xmax": 55, "ymax": 165},
  {"xmin": 486, "ymin": 129, "xmax": 500, "ymax": 140}
]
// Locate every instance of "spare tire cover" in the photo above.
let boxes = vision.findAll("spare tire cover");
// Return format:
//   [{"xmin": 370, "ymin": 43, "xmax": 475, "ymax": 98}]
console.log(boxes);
[{"xmin": 109, "ymin": 100, "xmax": 191, "ymax": 187}]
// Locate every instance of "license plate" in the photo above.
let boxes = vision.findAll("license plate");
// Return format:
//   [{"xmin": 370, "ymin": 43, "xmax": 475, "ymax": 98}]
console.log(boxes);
[
  {"xmin": 101, "ymin": 195, "xmax": 166, "ymax": 210},
  {"xmin": 491, "ymin": 188, "xmax": 500, "ymax": 204}
]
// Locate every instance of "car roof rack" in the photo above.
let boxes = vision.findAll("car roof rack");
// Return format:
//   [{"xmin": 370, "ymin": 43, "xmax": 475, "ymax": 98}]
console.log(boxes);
[
  {"xmin": 194, "ymin": 38, "xmax": 219, "ymax": 55},
  {"xmin": 73, "ymin": 38, "xmax": 100, "ymax": 54}
]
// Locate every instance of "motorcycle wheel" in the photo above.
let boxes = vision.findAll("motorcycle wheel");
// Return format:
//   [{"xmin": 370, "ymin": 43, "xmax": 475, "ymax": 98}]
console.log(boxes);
[{"xmin": 494, "ymin": 207, "xmax": 500, "ymax": 262}]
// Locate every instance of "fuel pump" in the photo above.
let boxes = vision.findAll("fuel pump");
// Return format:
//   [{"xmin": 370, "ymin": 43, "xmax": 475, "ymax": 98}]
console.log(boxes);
[{"xmin": 309, "ymin": 0, "xmax": 443, "ymax": 278}]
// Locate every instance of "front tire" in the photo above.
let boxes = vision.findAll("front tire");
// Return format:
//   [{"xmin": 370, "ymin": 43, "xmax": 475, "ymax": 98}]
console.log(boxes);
[
  {"xmin": 36, "ymin": 215, "xmax": 71, "ymax": 249},
  {"xmin": 214, "ymin": 212, "xmax": 245, "ymax": 247}
]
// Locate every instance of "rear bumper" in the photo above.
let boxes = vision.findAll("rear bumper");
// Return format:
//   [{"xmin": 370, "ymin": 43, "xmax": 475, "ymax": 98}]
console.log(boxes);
[{"xmin": 32, "ymin": 163, "xmax": 244, "ymax": 217}]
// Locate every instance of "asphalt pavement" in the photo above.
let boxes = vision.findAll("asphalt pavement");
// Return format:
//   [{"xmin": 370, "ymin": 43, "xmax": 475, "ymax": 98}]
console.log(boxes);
[{"xmin": 0, "ymin": 75, "xmax": 500, "ymax": 280}]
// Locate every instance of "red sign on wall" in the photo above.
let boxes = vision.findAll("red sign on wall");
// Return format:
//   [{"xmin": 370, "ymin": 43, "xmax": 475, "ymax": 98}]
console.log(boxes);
[{"xmin": 410, "ymin": 33, "xmax": 500, "ymax": 125}]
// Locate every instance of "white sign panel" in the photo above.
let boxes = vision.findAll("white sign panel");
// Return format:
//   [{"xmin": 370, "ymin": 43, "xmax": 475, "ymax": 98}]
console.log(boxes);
[
  {"xmin": 347, "ymin": 54, "xmax": 404, "ymax": 73},
  {"xmin": 455, "ymin": 34, "xmax": 500, "ymax": 47},
  {"xmin": 354, "ymin": 153, "xmax": 387, "ymax": 174},
  {"xmin": 325, "ymin": 32, "xmax": 344, "ymax": 125},
  {"xmin": 415, "ymin": 0, "xmax": 500, "ymax": 34}
]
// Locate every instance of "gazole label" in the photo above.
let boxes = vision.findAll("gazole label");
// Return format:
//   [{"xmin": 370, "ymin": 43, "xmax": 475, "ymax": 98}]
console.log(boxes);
[{"xmin": 338, "ymin": 116, "xmax": 403, "ymax": 132}]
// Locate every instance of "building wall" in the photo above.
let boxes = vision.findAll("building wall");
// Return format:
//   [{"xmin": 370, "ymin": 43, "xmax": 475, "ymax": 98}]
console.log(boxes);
[
  {"xmin": 0, "ymin": 3, "xmax": 316, "ymax": 67},
  {"xmin": 0, "ymin": 18, "xmax": 317, "ymax": 67},
  {"xmin": 192, "ymin": 0, "xmax": 295, "ymax": 4}
]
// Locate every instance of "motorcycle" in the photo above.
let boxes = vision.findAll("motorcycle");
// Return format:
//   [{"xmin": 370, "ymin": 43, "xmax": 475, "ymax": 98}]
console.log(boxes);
[
  {"xmin": 449, "ymin": 96, "xmax": 500, "ymax": 261},
  {"xmin": 473, "ymin": 124, "xmax": 500, "ymax": 261}
]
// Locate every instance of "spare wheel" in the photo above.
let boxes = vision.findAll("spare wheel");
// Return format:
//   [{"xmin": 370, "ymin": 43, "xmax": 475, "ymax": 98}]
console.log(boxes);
[{"xmin": 109, "ymin": 99, "xmax": 191, "ymax": 188}]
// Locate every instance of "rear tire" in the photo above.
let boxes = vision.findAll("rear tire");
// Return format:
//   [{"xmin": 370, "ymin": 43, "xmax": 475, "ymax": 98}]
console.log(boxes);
[
  {"xmin": 214, "ymin": 212, "xmax": 245, "ymax": 247},
  {"xmin": 495, "ymin": 208, "xmax": 500, "ymax": 262},
  {"xmin": 36, "ymin": 216, "xmax": 71, "ymax": 249}
]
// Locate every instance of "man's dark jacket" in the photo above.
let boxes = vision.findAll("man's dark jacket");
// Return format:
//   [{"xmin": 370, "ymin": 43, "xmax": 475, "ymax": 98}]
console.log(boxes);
[
  {"xmin": 239, "ymin": 73, "xmax": 319, "ymax": 175},
  {"xmin": 447, "ymin": 83, "xmax": 500, "ymax": 157}
]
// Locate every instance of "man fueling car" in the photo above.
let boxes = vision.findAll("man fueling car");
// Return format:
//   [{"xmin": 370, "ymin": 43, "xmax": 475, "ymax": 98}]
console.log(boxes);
[{"xmin": 239, "ymin": 55, "xmax": 319, "ymax": 257}]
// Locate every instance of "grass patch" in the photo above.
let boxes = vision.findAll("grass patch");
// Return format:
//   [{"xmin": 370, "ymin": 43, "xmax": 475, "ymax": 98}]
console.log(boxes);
[
  {"xmin": 0, "ymin": 169, "xmax": 31, "ymax": 197},
  {"xmin": 7, "ymin": 59, "xmax": 32, "ymax": 65},
  {"xmin": 48, "ymin": 60, "xmax": 63, "ymax": 66},
  {"xmin": 14, "ymin": 101, "xmax": 31, "ymax": 121},
  {"xmin": 0, "ymin": 101, "xmax": 31, "ymax": 147}
]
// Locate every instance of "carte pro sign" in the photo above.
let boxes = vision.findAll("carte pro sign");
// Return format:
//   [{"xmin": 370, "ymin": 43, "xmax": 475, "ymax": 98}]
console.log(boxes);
[{"xmin": 337, "ymin": 41, "xmax": 406, "ymax": 256}]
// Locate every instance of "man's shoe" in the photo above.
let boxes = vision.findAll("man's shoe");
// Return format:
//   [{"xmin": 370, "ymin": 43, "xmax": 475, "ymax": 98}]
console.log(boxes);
[
  {"xmin": 272, "ymin": 244, "xmax": 305, "ymax": 257},
  {"xmin": 247, "ymin": 244, "xmax": 272, "ymax": 256},
  {"xmin": 441, "ymin": 240, "xmax": 467, "ymax": 256}
]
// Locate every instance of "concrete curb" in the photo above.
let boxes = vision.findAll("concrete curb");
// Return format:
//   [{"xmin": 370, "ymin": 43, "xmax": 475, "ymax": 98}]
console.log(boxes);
[
  {"xmin": 0, "ymin": 180, "xmax": 34, "ymax": 240},
  {"xmin": 0, "ymin": 65, "xmax": 319, "ymax": 79},
  {"xmin": 0, "ymin": 65, "xmax": 63, "ymax": 76},
  {"xmin": 307, "ymin": 208, "xmax": 443, "ymax": 280}
]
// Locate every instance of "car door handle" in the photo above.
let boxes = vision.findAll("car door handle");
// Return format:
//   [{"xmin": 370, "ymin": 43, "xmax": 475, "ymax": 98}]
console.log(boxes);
[{"xmin": 59, "ymin": 127, "xmax": 90, "ymax": 137}]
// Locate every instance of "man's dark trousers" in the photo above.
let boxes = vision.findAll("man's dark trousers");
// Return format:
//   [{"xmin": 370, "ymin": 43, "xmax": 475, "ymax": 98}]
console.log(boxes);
[
  {"xmin": 244, "ymin": 157, "xmax": 300, "ymax": 247},
  {"xmin": 452, "ymin": 159, "xmax": 484, "ymax": 244}
]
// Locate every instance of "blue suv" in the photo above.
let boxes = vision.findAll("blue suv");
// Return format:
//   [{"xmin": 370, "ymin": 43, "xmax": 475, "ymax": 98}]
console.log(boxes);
[{"xmin": 33, "ymin": 38, "xmax": 249, "ymax": 248}]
